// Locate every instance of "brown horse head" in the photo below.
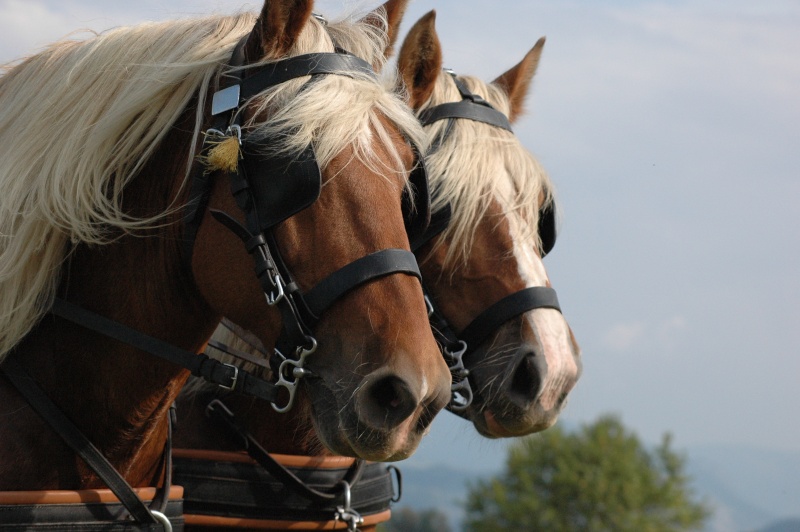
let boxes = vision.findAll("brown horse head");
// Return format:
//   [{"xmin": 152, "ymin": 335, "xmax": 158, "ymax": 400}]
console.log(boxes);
[
  {"xmin": 0, "ymin": 0, "xmax": 448, "ymax": 493},
  {"xmin": 397, "ymin": 11, "xmax": 582, "ymax": 438},
  {"xmin": 188, "ymin": 0, "xmax": 450, "ymax": 461}
]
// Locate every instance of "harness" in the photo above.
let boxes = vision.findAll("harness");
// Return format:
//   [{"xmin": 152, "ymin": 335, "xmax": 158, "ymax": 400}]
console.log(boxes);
[
  {"xmin": 412, "ymin": 70, "xmax": 562, "ymax": 413},
  {"xmin": 181, "ymin": 38, "xmax": 431, "ymax": 414},
  {"xmin": 0, "ymin": 26, "xmax": 427, "ymax": 531},
  {"xmin": 172, "ymin": 399, "xmax": 400, "ymax": 532}
]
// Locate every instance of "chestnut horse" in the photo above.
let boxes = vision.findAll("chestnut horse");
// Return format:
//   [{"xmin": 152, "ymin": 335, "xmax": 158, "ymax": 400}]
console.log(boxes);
[
  {"xmin": 172, "ymin": 6, "xmax": 581, "ymax": 530},
  {"xmin": 398, "ymin": 11, "xmax": 582, "ymax": 438},
  {"xmin": 0, "ymin": 0, "xmax": 451, "ymax": 527}
]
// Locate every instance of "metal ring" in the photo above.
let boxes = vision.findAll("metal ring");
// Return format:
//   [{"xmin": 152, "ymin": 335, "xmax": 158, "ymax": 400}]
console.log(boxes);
[
  {"xmin": 151, "ymin": 510, "xmax": 173, "ymax": 532},
  {"xmin": 387, "ymin": 465, "xmax": 403, "ymax": 503}
]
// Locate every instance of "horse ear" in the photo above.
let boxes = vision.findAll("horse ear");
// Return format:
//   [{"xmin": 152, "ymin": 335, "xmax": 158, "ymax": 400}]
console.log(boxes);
[
  {"xmin": 244, "ymin": 0, "xmax": 315, "ymax": 61},
  {"xmin": 361, "ymin": 0, "xmax": 411, "ymax": 60},
  {"xmin": 397, "ymin": 10, "xmax": 443, "ymax": 110},
  {"xmin": 492, "ymin": 37, "xmax": 545, "ymax": 123}
]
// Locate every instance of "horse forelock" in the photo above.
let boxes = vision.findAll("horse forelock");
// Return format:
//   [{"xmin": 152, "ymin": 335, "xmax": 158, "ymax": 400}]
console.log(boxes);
[
  {"xmin": 419, "ymin": 73, "xmax": 556, "ymax": 269},
  {"xmin": 0, "ymin": 8, "xmax": 422, "ymax": 361}
]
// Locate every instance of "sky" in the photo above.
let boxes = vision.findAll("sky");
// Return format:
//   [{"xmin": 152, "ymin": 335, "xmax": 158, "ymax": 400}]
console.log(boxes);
[{"xmin": 2, "ymin": 0, "xmax": 797, "ymax": 471}]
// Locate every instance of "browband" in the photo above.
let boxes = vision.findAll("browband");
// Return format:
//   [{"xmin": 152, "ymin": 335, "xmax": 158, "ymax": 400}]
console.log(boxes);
[
  {"xmin": 213, "ymin": 53, "xmax": 376, "ymax": 116},
  {"xmin": 418, "ymin": 72, "xmax": 512, "ymax": 132},
  {"xmin": 418, "ymin": 101, "xmax": 512, "ymax": 132}
]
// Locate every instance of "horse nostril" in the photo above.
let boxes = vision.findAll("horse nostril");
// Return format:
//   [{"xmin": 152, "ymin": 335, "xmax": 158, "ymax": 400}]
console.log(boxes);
[
  {"xmin": 507, "ymin": 352, "xmax": 542, "ymax": 408},
  {"xmin": 359, "ymin": 374, "xmax": 418, "ymax": 430}
]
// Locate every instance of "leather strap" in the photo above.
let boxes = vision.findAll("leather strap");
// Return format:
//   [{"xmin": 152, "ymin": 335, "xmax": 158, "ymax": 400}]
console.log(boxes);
[
  {"xmin": 49, "ymin": 298, "xmax": 279, "ymax": 403},
  {"xmin": 304, "ymin": 249, "xmax": 422, "ymax": 319},
  {"xmin": 205, "ymin": 399, "xmax": 364, "ymax": 504},
  {"xmin": 0, "ymin": 356, "xmax": 159, "ymax": 526},
  {"xmin": 418, "ymin": 101, "xmax": 512, "ymax": 132},
  {"xmin": 239, "ymin": 53, "xmax": 375, "ymax": 103},
  {"xmin": 460, "ymin": 287, "xmax": 561, "ymax": 356},
  {"xmin": 418, "ymin": 71, "xmax": 512, "ymax": 132}
]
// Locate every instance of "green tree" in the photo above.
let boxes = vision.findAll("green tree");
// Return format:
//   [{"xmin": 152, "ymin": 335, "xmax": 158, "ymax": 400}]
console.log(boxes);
[{"xmin": 464, "ymin": 415, "xmax": 710, "ymax": 531}]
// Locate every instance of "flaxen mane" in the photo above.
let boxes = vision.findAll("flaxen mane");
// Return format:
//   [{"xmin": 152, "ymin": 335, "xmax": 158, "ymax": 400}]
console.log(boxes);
[
  {"xmin": 0, "ymin": 9, "xmax": 424, "ymax": 361},
  {"xmin": 419, "ymin": 73, "xmax": 556, "ymax": 267}
]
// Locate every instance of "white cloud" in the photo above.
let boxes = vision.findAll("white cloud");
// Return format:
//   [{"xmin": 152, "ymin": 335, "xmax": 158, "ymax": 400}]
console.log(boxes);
[
  {"xmin": 603, "ymin": 321, "xmax": 646, "ymax": 351},
  {"xmin": 602, "ymin": 316, "xmax": 688, "ymax": 353}
]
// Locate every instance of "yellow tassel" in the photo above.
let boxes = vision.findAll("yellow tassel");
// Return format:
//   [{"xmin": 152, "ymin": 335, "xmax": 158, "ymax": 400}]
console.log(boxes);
[{"xmin": 204, "ymin": 135, "xmax": 241, "ymax": 173}]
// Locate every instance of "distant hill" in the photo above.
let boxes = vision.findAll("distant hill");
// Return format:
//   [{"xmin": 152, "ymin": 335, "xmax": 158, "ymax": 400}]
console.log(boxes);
[
  {"xmin": 686, "ymin": 445, "xmax": 800, "ymax": 532},
  {"xmin": 757, "ymin": 518, "xmax": 800, "ymax": 532}
]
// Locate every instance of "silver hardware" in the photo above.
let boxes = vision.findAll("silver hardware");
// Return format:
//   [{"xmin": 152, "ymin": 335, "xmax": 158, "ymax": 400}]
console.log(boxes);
[
  {"xmin": 444, "ymin": 340, "xmax": 473, "ymax": 410},
  {"xmin": 450, "ymin": 378, "xmax": 473, "ymax": 412},
  {"xmin": 204, "ymin": 128, "xmax": 226, "ymax": 138},
  {"xmin": 226, "ymin": 124, "xmax": 242, "ymax": 145},
  {"xmin": 311, "ymin": 12, "xmax": 328, "ymax": 25},
  {"xmin": 387, "ymin": 465, "xmax": 403, "ymax": 503},
  {"xmin": 151, "ymin": 510, "xmax": 173, "ymax": 532},
  {"xmin": 424, "ymin": 295, "xmax": 434, "ymax": 318},
  {"xmin": 217, "ymin": 363, "xmax": 239, "ymax": 391},
  {"xmin": 270, "ymin": 336, "xmax": 318, "ymax": 413},
  {"xmin": 211, "ymin": 84, "xmax": 241, "ymax": 116},
  {"xmin": 265, "ymin": 273, "xmax": 286, "ymax": 306},
  {"xmin": 335, "ymin": 481, "xmax": 363, "ymax": 532}
]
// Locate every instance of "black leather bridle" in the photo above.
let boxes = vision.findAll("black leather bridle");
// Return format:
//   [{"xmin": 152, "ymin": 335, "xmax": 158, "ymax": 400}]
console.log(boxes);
[
  {"xmin": 412, "ymin": 70, "xmax": 562, "ymax": 413},
  {"xmin": 180, "ymin": 40, "xmax": 432, "ymax": 413},
  {"xmin": 0, "ymin": 20, "xmax": 428, "ymax": 532}
]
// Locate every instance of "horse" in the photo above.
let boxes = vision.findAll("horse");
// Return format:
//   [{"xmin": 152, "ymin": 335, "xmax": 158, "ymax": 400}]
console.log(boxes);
[
  {"xmin": 0, "ymin": 0, "xmax": 452, "ymax": 528},
  {"xmin": 397, "ymin": 10, "xmax": 582, "ymax": 438},
  {"xmin": 171, "ymin": 6, "xmax": 581, "ymax": 530}
]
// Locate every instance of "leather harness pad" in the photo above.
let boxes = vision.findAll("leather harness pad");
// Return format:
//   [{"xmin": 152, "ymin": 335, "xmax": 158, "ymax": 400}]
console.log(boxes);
[
  {"xmin": 242, "ymin": 140, "xmax": 430, "ymax": 240},
  {"xmin": 242, "ymin": 141, "xmax": 321, "ymax": 231},
  {"xmin": 539, "ymin": 203, "xmax": 556, "ymax": 257},
  {"xmin": 403, "ymin": 155, "xmax": 431, "ymax": 242}
]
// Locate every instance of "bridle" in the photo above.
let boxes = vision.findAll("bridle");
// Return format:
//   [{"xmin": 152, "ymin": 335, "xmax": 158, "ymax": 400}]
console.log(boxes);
[
  {"xmin": 0, "ymin": 19, "xmax": 427, "ymax": 532},
  {"xmin": 181, "ymin": 39, "xmax": 431, "ymax": 413},
  {"xmin": 412, "ymin": 70, "xmax": 562, "ymax": 414}
]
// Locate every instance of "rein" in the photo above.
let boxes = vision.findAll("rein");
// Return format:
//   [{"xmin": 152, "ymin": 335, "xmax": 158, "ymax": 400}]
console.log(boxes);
[
  {"xmin": 0, "ymin": 24, "xmax": 424, "ymax": 532},
  {"xmin": 413, "ymin": 70, "xmax": 563, "ymax": 414},
  {"xmin": 172, "ymin": 401, "xmax": 399, "ymax": 531},
  {"xmin": 0, "ymin": 355, "xmax": 177, "ymax": 531}
]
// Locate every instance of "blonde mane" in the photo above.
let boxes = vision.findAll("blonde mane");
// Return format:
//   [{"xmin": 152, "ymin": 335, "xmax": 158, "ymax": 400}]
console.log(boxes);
[
  {"xmin": 0, "ymin": 8, "xmax": 425, "ymax": 361},
  {"xmin": 418, "ymin": 73, "xmax": 555, "ymax": 267}
]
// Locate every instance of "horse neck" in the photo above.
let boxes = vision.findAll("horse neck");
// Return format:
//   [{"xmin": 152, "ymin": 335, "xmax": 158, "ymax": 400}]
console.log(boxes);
[{"xmin": 0, "ymin": 115, "xmax": 222, "ymax": 490}]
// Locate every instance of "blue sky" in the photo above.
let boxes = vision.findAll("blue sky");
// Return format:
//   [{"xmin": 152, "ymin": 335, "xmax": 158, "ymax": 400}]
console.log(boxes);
[{"xmin": 3, "ymin": 0, "xmax": 797, "ymax": 467}]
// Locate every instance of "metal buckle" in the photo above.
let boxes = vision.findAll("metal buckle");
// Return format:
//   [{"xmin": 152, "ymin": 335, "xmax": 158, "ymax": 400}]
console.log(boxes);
[{"xmin": 217, "ymin": 363, "xmax": 239, "ymax": 391}]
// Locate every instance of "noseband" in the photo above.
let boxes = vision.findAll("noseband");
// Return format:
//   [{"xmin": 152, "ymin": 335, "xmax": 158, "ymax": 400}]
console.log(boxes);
[{"xmin": 413, "ymin": 71, "xmax": 562, "ymax": 413}]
